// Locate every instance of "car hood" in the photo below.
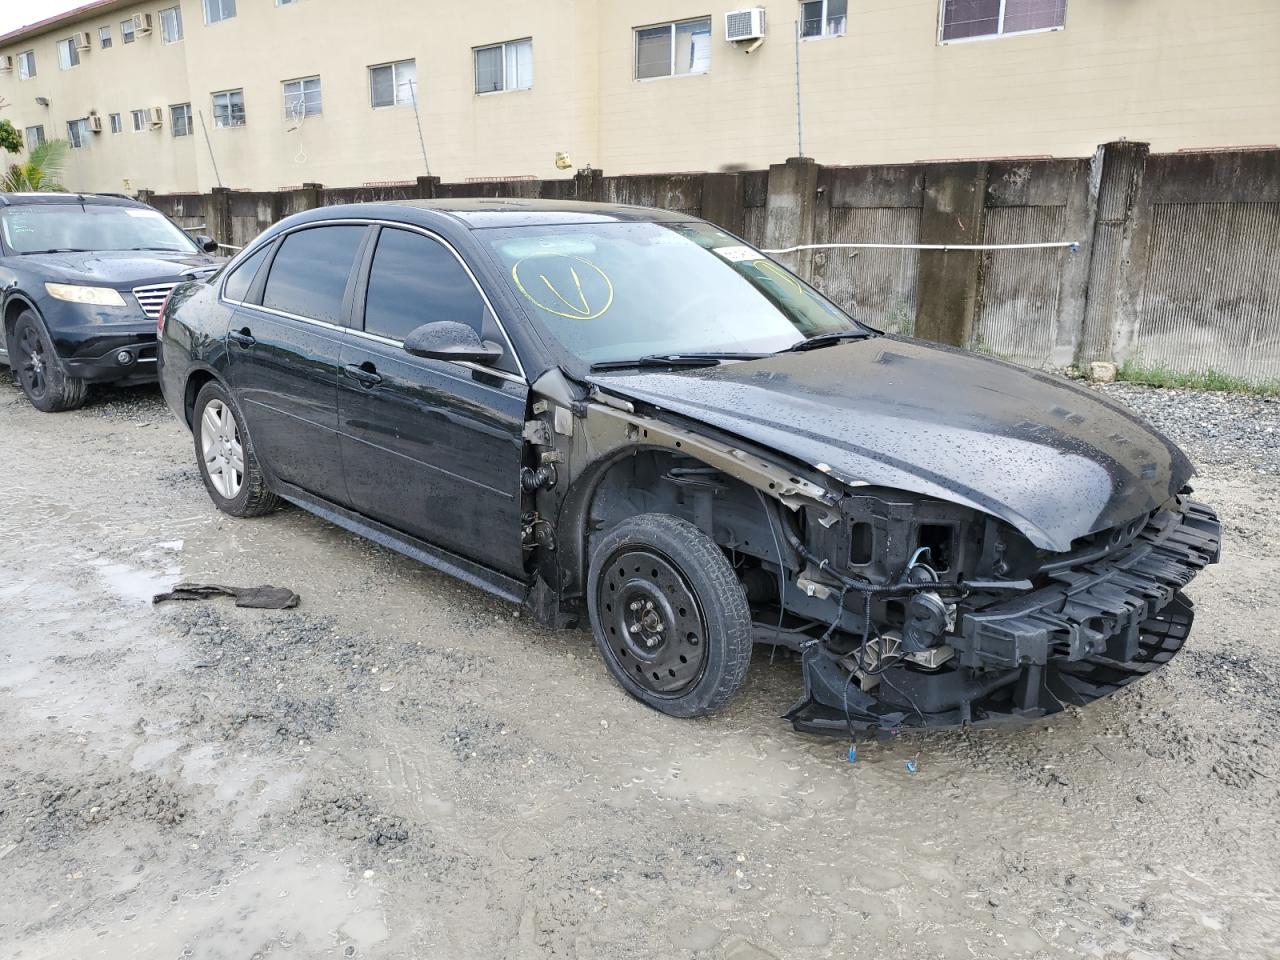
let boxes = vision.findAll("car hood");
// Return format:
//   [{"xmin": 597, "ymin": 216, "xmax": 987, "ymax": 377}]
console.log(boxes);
[
  {"xmin": 587, "ymin": 337, "xmax": 1195, "ymax": 552},
  {"xmin": 17, "ymin": 250, "xmax": 222, "ymax": 286}
]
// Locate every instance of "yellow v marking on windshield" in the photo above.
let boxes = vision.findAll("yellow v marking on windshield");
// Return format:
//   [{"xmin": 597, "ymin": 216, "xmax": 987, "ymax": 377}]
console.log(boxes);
[{"xmin": 541, "ymin": 266, "xmax": 591, "ymax": 317}]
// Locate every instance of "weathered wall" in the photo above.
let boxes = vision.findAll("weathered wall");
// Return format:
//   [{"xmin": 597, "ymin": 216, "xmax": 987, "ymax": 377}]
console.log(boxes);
[{"xmin": 144, "ymin": 143, "xmax": 1280, "ymax": 384}]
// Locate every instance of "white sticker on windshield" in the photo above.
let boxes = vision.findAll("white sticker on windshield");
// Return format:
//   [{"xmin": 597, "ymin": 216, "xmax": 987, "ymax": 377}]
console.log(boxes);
[
  {"xmin": 125, "ymin": 208, "xmax": 164, "ymax": 218},
  {"xmin": 713, "ymin": 245, "xmax": 761, "ymax": 263}
]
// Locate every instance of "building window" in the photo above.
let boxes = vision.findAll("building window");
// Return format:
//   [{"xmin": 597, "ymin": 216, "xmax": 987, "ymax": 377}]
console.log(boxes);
[
  {"xmin": 204, "ymin": 0, "xmax": 237, "ymax": 25},
  {"xmin": 635, "ymin": 18, "xmax": 711, "ymax": 80},
  {"xmin": 67, "ymin": 119, "xmax": 89, "ymax": 149},
  {"xmin": 171, "ymin": 103, "xmax": 193, "ymax": 136},
  {"xmin": 474, "ymin": 38, "xmax": 533, "ymax": 94},
  {"xmin": 369, "ymin": 60, "xmax": 417, "ymax": 108},
  {"xmin": 24, "ymin": 125, "xmax": 45, "ymax": 148},
  {"xmin": 57, "ymin": 38, "xmax": 81, "ymax": 71},
  {"xmin": 800, "ymin": 0, "xmax": 847, "ymax": 38},
  {"xmin": 109, "ymin": 112, "xmax": 123, "ymax": 134},
  {"xmin": 940, "ymin": 0, "xmax": 1066, "ymax": 42},
  {"xmin": 282, "ymin": 76, "xmax": 322, "ymax": 119},
  {"xmin": 131, "ymin": 108, "xmax": 149, "ymax": 131},
  {"xmin": 121, "ymin": 18, "xmax": 136, "ymax": 43},
  {"xmin": 99, "ymin": 25, "xmax": 113, "ymax": 48},
  {"xmin": 212, "ymin": 90, "xmax": 246, "ymax": 127},
  {"xmin": 160, "ymin": 6, "xmax": 184, "ymax": 43},
  {"xmin": 17, "ymin": 50, "xmax": 35, "ymax": 79}
]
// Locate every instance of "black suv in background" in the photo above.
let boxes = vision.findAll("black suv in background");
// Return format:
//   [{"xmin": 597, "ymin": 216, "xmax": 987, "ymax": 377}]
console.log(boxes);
[{"xmin": 0, "ymin": 193, "xmax": 222, "ymax": 411}]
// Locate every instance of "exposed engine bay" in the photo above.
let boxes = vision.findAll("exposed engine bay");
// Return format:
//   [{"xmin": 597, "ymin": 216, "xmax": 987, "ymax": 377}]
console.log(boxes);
[{"xmin": 519, "ymin": 373, "xmax": 1222, "ymax": 738}]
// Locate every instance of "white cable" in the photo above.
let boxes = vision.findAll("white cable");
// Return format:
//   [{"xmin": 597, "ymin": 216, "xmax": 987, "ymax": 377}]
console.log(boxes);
[{"xmin": 762, "ymin": 241, "xmax": 1081, "ymax": 254}]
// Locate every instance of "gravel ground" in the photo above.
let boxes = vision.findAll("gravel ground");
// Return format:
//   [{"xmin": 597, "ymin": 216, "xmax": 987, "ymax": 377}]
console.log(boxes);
[
  {"xmin": 0, "ymin": 376, "xmax": 1277, "ymax": 960},
  {"xmin": 1096, "ymin": 383, "xmax": 1280, "ymax": 475}
]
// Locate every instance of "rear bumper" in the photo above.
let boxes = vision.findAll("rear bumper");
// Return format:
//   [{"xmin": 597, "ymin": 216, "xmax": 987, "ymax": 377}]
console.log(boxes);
[{"xmin": 788, "ymin": 497, "xmax": 1221, "ymax": 738}]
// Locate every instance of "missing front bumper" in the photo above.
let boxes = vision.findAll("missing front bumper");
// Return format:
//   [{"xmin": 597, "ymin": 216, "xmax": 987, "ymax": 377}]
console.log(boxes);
[{"xmin": 787, "ymin": 497, "xmax": 1221, "ymax": 739}]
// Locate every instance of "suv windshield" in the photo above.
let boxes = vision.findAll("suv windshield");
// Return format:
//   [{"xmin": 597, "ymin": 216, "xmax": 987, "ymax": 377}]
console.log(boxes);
[
  {"xmin": 0, "ymin": 203, "xmax": 198, "ymax": 255},
  {"xmin": 482, "ymin": 221, "xmax": 864, "ymax": 365}
]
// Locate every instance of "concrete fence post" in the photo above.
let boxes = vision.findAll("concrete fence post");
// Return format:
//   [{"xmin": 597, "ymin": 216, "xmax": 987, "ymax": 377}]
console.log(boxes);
[
  {"xmin": 914, "ymin": 162, "xmax": 989, "ymax": 347},
  {"xmin": 700, "ymin": 172, "xmax": 745, "ymax": 236},
  {"xmin": 764, "ymin": 157, "xmax": 820, "ymax": 281},
  {"xmin": 1047, "ymin": 154, "xmax": 1102, "ymax": 368},
  {"xmin": 574, "ymin": 167, "xmax": 604, "ymax": 202},
  {"xmin": 1078, "ymin": 140, "xmax": 1150, "ymax": 366},
  {"xmin": 208, "ymin": 187, "xmax": 233, "ymax": 247}
]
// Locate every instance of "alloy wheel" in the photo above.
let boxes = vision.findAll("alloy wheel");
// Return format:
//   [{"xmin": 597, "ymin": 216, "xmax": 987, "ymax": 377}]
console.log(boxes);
[
  {"xmin": 16, "ymin": 324, "xmax": 48, "ymax": 400},
  {"xmin": 200, "ymin": 399, "xmax": 245, "ymax": 500}
]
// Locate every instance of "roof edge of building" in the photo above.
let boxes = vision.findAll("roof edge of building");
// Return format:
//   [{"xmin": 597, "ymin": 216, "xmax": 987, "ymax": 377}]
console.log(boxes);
[{"xmin": 0, "ymin": 0, "xmax": 137, "ymax": 49}]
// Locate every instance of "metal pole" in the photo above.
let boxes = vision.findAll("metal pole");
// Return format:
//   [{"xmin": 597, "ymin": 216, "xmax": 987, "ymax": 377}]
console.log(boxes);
[
  {"xmin": 793, "ymin": 21, "xmax": 804, "ymax": 158},
  {"xmin": 197, "ymin": 109, "xmax": 223, "ymax": 189},
  {"xmin": 408, "ymin": 80, "xmax": 431, "ymax": 178}
]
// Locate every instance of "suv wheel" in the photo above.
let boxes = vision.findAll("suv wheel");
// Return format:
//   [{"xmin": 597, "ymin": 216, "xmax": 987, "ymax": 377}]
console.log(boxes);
[
  {"xmin": 192, "ymin": 380, "xmax": 280, "ymax": 517},
  {"xmin": 586, "ymin": 513, "xmax": 753, "ymax": 718},
  {"xmin": 9, "ymin": 311, "xmax": 88, "ymax": 412}
]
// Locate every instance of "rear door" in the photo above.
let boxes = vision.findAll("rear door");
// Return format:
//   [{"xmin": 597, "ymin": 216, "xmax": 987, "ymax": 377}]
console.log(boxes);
[
  {"xmin": 226, "ymin": 223, "xmax": 370, "ymax": 505},
  {"xmin": 337, "ymin": 225, "xmax": 528, "ymax": 577}
]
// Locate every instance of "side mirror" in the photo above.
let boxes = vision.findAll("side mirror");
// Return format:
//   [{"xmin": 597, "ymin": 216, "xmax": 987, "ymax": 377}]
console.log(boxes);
[
  {"xmin": 403, "ymin": 321, "xmax": 503, "ymax": 365},
  {"xmin": 196, "ymin": 235, "xmax": 219, "ymax": 254}
]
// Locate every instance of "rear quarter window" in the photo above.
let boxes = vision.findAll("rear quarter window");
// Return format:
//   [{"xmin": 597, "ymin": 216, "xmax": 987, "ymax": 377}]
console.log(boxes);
[{"xmin": 222, "ymin": 245, "xmax": 270, "ymax": 302}]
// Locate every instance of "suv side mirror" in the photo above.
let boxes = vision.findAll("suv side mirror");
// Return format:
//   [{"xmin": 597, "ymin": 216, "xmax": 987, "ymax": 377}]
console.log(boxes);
[
  {"xmin": 196, "ymin": 235, "xmax": 219, "ymax": 254},
  {"xmin": 403, "ymin": 321, "xmax": 503, "ymax": 365}
]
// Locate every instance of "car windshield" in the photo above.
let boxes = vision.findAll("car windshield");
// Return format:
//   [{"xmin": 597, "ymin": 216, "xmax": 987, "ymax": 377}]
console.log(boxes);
[
  {"xmin": 482, "ymin": 221, "xmax": 864, "ymax": 365},
  {"xmin": 0, "ymin": 203, "xmax": 198, "ymax": 255}
]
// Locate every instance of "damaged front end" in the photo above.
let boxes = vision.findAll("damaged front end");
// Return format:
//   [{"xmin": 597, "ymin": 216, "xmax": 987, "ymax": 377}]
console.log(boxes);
[{"xmin": 784, "ymin": 491, "xmax": 1221, "ymax": 738}]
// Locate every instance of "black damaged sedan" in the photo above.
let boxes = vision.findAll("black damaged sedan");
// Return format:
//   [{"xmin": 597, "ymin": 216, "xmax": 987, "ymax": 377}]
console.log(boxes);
[
  {"xmin": 157, "ymin": 200, "xmax": 1221, "ymax": 737},
  {"xmin": 0, "ymin": 192, "xmax": 221, "ymax": 411}
]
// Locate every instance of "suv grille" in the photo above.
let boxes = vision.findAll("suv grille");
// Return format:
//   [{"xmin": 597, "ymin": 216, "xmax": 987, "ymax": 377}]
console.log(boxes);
[{"xmin": 132, "ymin": 282, "xmax": 179, "ymax": 320}]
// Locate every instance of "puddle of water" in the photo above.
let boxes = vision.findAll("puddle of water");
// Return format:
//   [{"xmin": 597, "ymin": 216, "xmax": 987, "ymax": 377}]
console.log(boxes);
[{"xmin": 89, "ymin": 557, "xmax": 182, "ymax": 606}]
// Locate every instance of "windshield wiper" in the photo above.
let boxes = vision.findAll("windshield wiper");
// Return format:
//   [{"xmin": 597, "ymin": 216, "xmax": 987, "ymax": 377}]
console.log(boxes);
[
  {"xmin": 21, "ymin": 248, "xmax": 92, "ymax": 254},
  {"xmin": 122, "ymin": 246, "xmax": 190, "ymax": 252},
  {"xmin": 780, "ymin": 330, "xmax": 875, "ymax": 353},
  {"xmin": 590, "ymin": 352, "xmax": 766, "ymax": 372}
]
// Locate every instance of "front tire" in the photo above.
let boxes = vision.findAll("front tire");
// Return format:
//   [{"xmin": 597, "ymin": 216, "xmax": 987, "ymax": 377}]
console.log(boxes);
[
  {"xmin": 9, "ymin": 311, "xmax": 88, "ymax": 412},
  {"xmin": 586, "ymin": 513, "xmax": 752, "ymax": 718},
  {"xmin": 192, "ymin": 380, "xmax": 280, "ymax": 517}
]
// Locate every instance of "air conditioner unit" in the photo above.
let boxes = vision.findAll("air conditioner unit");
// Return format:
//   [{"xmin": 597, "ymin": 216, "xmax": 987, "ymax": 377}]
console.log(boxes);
[
  {"xmin": 132, "ymin": 13, "xmax": 153, "ymax": 34},
  {"xmin": 87, "ymin": 114, "xmax": 103, "ymax": 133},
  {"xmin": 725, "ymin": 7, "xmax": 766, "ymax": 42},
  {"xmin": 75, "ymin": 30, "xmax": 92, "ymax": 50},
  {"xmin": 0, "ymin": 55, "xmax": 12, "ymax": 71},
  {"xmin": 148, "ymin": 106, "xmax": 164, "ymax": 127}
]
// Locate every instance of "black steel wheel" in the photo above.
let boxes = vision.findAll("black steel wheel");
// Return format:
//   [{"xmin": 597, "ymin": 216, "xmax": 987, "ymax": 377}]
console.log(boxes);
[
  {"xmin": 9, "ymin": 311, "xmax": 88, "ymax": 412},
  {"xmin": 586, "ymin": 514, "xmax": 752, "ymax": 718}
]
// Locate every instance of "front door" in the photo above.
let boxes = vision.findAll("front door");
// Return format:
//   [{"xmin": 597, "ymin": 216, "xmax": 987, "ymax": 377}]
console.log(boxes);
[
  {"xmin": 337, "ymin": 226, "xmax": 528, "ymax": 577},
  {"xmin": 227, "ymin": 223, "xmax": 369, "ymax": 506}
]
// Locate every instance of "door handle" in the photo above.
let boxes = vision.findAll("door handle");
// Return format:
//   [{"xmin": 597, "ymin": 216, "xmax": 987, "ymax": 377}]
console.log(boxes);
[
  {"xmin": 228, "ymin": 327, "xmax": 256, "ymax": 346},
  {"xmin": 343, "ymin": 362, "xmax": 383, "ymax": 387}
]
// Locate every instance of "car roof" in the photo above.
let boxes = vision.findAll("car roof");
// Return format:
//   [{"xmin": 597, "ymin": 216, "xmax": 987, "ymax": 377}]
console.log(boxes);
[
  {"xmin": 358, "ymin": 197, "xmax": 697, "ymax": 229},
  {"xmin": 0, "ymin": 192, "xmax": 149, "ymax": 208}
]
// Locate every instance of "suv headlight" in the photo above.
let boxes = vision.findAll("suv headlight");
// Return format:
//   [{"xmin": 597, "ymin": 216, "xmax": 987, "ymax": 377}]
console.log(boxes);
[{"xmin": 45, "ymin": 283, "xmax": 127, "ymax": 307}]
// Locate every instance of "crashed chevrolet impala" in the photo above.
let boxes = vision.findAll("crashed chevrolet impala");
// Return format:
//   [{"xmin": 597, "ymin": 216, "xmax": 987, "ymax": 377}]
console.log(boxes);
[{"xmin": 157, "ymin": 200, "xmax": 1221, "ymax": 737}]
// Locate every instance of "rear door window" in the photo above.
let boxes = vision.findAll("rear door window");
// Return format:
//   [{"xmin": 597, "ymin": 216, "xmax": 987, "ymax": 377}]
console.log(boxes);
[
  {"xmin": 222, "ymin": 244, "xmax": 270, "ymax": 302},
  {"xmin": 262, "ymin": 225, "xmax": 366, "ymax": 324}
]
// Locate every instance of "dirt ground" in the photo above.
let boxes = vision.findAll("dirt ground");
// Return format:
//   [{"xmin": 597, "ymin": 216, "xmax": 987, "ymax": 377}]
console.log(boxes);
[{"xmin": 0, "ymin": 376, "xmax": 1277, "ymax": 960}]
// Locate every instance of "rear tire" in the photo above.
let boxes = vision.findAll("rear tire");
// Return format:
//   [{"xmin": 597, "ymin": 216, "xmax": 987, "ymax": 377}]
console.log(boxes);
[
  {"xmin": 586, "ymin": 513, "xmax": 752, "ymax": 718},
  {"xmin": 9, "ymin": 311, "xmax": 88, "ymax": 412},
  {"xmin": 192, "ymin": 380, "xmax": 280, "ymax": 518}
]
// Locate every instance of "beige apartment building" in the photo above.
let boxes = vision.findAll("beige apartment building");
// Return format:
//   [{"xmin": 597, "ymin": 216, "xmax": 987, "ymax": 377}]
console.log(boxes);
[{"xmin": 0, "ymin": 0, "xmax": 1277, "ymax": 194}]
